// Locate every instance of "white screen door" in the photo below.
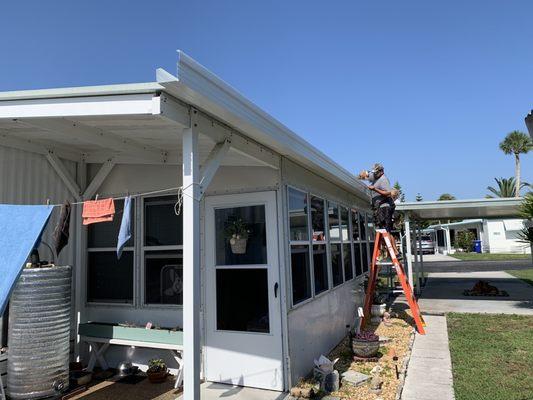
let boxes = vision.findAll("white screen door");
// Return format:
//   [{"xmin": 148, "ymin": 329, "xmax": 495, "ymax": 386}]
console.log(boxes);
[{"xmin": 204, "ymin": 191, "xmax": 284, "ymax": 391}]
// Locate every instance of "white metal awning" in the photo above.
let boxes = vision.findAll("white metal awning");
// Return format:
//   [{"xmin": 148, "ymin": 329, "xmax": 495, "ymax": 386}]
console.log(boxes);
[
  {"xmin": 396, "ymin": 198, "xmax": 523, "ymax": 220},
  {"xmin": 0, "ymin": 51, "xmax": 370, "ymax": 200}
]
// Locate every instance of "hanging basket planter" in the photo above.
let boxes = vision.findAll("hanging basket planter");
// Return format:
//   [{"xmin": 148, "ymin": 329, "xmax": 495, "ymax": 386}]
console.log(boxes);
[{"xmin": 230, "ymin": 237, "xmax": 248, "ymax": 254}]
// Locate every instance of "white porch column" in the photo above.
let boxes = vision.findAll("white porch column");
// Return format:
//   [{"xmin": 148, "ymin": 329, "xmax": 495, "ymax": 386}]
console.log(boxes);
[
  {"xmin": 445, "ymin": 227, "xmax": 452, "ymax": 255},
  {"xmin": 419, "ymin": 228, "xmax": 425, "ymax": 285},
  {"xmin": 413, "ymin": 224, "xmax": 420, "ymax": 294},
  {"xmin": 404, "ymin": 213, "xmax": 414, "ymax": 290},
  {"xmin": 182, "ymin": 109, "xmax": 201, "ymax": 400},
  {"xmin": 415, "ymin": 225, "xmax": 422, "ymax": 294}
]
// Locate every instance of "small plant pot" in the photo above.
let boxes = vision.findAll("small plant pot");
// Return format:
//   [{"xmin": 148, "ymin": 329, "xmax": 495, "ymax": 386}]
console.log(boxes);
[
  {"xmin": 352, "ymin": 339, "xmax": 380, "ymax": 358},
  {"xmin": 147, "ymin": 369, "xmax": 168, "ymax": 384},
  {"xmin": 230, "ymin": 238, "xmax": 247, "ymax": 254}
]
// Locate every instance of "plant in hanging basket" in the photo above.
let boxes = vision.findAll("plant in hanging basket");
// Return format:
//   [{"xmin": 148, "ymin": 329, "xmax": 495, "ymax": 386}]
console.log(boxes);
[
  {"xmin": 351, "ymin": 331, "xmax": 380, "ymax": 358},
  {"xmin": 225, "ymin": 217, "xmax": 251, "ymax": 254},
  {"xmin": 147, "ymin": 358, "xmax": 168, "ymax": 383}
]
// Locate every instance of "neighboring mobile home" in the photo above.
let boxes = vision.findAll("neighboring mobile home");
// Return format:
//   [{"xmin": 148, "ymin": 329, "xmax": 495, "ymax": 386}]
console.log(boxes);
[
  {"xmin": 428, "ymin": 218, "xmax": 531, "ymax": 254},
  {"xmin": 0, "ymin": 52, "xmax": 372, "ymax": 394}
]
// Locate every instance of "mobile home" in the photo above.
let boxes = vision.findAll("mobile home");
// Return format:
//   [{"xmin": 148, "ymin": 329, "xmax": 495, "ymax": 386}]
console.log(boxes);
[{"xmin": 0, "ymin": 52, "xmax": 372, "ymax": 395}]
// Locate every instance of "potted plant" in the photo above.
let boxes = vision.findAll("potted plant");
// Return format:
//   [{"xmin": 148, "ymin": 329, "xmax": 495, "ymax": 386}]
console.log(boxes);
[
  {"xmin": 146, "ymin": 358, "xmax": 167, "ymax": 383},
  {"xmin": 225, "ymin": 218, "xmax": 251, "ymax": 254},
  {"xmin": 351, "ymin": 331, "xmax": 380, "ymax": 358}
]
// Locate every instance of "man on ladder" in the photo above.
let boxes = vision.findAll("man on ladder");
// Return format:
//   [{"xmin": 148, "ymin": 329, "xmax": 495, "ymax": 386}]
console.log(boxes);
[
  {"xmin": 358, "ymin": 163, "xmax": 399, "ymax": 257},
  {"xmin": 358, "ymin": 163, "xmax": 426, "ymax": 334}
]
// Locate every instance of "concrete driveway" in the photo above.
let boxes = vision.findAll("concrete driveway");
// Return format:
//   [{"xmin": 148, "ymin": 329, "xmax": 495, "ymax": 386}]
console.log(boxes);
[{"xmin": 418, "ymin": 271, "xmax": 533, "ymax": 315}]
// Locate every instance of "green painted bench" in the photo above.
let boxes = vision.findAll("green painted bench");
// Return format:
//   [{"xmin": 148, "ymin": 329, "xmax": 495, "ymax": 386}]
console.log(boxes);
[{"xmin": 79, "ymin": 323, "xmax": 183, "ymax": 388}]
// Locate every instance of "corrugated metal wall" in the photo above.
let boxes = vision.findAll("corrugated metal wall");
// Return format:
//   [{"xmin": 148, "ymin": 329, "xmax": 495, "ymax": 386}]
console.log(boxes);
[{"xmin": 0, "ymin": 145, "xmax": 77, "ymax": 347}]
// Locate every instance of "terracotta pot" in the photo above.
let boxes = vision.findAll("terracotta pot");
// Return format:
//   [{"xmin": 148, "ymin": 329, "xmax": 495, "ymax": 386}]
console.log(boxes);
[
  {"xmin": 230, "ymin": 238, "xmax": 247, "ymax": 254},
  {"xmin": 352, "ymin": 339, "xmax": 380, "ymax": 358},
  {"xmin": 147, "ymin": 369, "xmax": 168, "ymax": 384}
]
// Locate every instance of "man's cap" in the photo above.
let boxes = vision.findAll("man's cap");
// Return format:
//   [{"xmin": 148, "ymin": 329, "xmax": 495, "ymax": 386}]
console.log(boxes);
[{"xmin": 373, "ymin": 163, "xmax": 384, "ymax": 172}]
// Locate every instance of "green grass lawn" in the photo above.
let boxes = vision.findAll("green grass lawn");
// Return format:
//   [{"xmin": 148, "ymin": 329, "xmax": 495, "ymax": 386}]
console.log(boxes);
[
  {"xmin": 450, "ymin": 252, "xmax": 530, "ymax": 261},
  {"xmin": 447, "ymin": 313, "xmax": 533, "ymax": 400},
  {"xmin": 506, "ymin": 269, "xmax": 533, "ymax": 287}
]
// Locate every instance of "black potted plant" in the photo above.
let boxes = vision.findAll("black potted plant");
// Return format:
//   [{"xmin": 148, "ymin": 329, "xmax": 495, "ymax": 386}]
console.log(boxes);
[{"xmin": 147, "ymin": 358, "xmax": 168, "ymax": 383}]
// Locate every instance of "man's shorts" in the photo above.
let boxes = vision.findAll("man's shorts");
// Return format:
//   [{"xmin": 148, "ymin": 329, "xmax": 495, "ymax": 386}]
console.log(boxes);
[{"xmin": 375, "ymin": 205, "xmax": 393, "ymax": 232}]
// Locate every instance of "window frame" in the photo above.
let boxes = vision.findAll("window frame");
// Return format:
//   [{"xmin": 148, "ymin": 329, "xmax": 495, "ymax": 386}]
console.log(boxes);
[
  {"xmin": 328, "ymin": 200, "xmax": 345, "ymax": 288},
  {"xmin": 141, "ymin": 194, "xmax": 183, "ymax": 309},
  {"xmin": 286, "ymin": 184, "xmax": 370, "ymax": 310},
  {"xmin": 86, "ymin": 198, "xmax": 136, "ymax": 307},
  {"xmin": 287, "ymin": 186, "xmax": 314, "ymax": 307}
]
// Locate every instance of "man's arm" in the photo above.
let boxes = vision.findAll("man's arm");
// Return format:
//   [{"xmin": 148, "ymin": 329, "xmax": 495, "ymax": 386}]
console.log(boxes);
[{"xmin": 369, "ymin": 186, "xmax": 393, "ymax": 197}]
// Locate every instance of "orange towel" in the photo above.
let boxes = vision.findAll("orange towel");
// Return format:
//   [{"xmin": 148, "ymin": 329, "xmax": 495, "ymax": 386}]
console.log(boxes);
[{"xmin": 82, "ymin": 198, "xmax": 115, "ymax": 226}]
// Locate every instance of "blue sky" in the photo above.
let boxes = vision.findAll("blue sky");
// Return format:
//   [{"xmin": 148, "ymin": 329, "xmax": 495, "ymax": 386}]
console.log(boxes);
[{"xmin": 1, "ymin": 1, "xmax": 531, "ymax": 200}]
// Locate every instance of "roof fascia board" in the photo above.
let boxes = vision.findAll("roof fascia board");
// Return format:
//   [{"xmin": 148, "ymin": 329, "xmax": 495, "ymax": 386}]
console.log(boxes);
[
  {"xmin": 0, "ymin": 93, "xmax": 159, "ymax": 120},
  {"xmin": 396, "ymin": 198, "xmax": 523, "ymax": 211},
  {"xmin": 0, "ymin": 82, "xmax": 163, "ymax": 102},
  {"xmin": 157, "ymin": 52, "xmax": 368, "ymax": 198}
]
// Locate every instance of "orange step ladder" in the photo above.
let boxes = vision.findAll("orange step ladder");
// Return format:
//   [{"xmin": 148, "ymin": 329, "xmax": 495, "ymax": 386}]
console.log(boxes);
[{"xmin": 362, "ymin": 229, "xmax": 426, "ymax": 334}]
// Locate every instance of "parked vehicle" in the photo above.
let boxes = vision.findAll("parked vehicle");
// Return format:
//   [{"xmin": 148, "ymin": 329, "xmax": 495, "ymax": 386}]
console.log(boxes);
[{"xmin": 415, "ymin": 235, "xmax": 435, "ymax": 254}]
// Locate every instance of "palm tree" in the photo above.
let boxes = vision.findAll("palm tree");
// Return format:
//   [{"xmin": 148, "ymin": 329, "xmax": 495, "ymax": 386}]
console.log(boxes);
[
  {"xmin": 486, "ymin": 177, "xmax": 529, "ymax": 198},
  {"xmin": 393, "ymin": 181, "xmax": 406, "ymax": 202},
  {"xmin": 415, "ymin": 193, "xmax": 423, "ymax": 202},
  {"xmin": 499, "ymin": 131, "xmax": 532, "ymax": 197},
  {"xmin": 438, "ymin": 193, "xmax": 456, "ymax": 201}
]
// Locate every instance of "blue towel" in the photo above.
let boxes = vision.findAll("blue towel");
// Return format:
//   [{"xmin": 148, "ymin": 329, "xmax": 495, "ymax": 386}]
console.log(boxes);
[
  {"xmin": 117, "ymin": 196, "xmax": 132, "ymax": 259},
  {"xmin": 0, "ymin": 204, "xmax": 53, "ymax": 315}
]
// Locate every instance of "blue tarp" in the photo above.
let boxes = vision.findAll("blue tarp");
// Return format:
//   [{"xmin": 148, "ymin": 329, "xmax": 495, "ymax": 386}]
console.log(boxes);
[{"xmin": 0, "ymin": 205, "xmax": 53, "ymax": 316}]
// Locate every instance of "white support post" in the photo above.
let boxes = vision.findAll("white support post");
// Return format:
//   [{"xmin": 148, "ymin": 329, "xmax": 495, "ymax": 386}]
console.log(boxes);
[
  {"xmin": 46, "ymin": 151, "xmax": 82, "ymax": 201},
  {"xmin": 404, "ymin": 213, "xmax": 414, "ymax": 290},
  {"xmin": 414, "ymin": 225, "xmax": 421, "ymax": 294},
  {"xmin": 445, "ymin": 227, "xmax": 452, "ymax": 255},
  {"xmin": 182, "ymin": 108, "xmax": 201, "ymax": 400},
  {"xmin": 74, "ymin": 161, "xmax": 87, "ymax": 361},
  {"xmin": 419, "ymin": 228, "xmax": 425, "ymax": 285}
]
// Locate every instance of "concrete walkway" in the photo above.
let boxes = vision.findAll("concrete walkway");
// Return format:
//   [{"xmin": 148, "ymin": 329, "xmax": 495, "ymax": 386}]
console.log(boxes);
[
  {"xmin": 402, "ymin": 315, "xmax": 454, "ymax": 400},
  {"xmin": 417, "ymin": 271, "xmax": 533, "ymax": 315}
]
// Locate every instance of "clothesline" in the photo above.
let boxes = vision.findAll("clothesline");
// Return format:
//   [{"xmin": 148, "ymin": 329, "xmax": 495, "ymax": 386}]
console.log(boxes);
[{"xmin": 46, "ymin": 182, "xmax": 202, "ymax": 208}]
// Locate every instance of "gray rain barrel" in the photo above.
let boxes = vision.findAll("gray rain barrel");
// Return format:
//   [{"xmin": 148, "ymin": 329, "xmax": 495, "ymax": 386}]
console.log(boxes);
[{"xmin": 7, "ymin": 265, "xmax": 72, "ymax": 399}]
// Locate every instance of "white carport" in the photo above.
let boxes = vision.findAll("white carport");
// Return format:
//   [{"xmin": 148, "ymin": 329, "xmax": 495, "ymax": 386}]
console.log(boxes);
[
  {"xmin": 395, "ymin": 198, "xmax": 523, "ymax": 294},
  {"xmin": 0, "ymin": 52, "xmax": 370, "ymax": 399}
]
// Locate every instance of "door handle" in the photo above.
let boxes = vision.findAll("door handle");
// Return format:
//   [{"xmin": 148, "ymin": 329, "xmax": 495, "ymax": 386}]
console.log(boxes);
[{"xmin": 274, "ymin": 282, "xmax": 279, "ymax": 298}]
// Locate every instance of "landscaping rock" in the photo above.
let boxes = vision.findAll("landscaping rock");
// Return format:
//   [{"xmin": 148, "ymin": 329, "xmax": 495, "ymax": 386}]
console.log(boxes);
[
  {"xmin": 379, "ymin": 336, "xmax": 391, "ymax": 344},
  {"xmin": 340, "ymin": 370, "xmax": 371, "ymax": 387},
  {"xmin": 321, "ymin": 396, "xmax": 341, "ymax": 400}
]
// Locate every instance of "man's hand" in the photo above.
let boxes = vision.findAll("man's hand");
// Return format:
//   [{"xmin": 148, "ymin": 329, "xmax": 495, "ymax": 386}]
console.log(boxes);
[{"xmin": 368, "ymin": 185, "xmax": 375, "ymax": 191}]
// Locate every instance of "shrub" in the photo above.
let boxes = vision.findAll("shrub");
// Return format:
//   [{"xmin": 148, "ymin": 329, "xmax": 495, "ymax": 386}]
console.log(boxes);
[{"xmin": 454, "ymin": 230, "xmax": 476, "ymax": 252}]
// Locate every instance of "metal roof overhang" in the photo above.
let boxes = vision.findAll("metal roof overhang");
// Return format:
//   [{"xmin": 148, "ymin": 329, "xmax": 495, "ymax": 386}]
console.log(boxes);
[
  {"xmin": 0, "ymin": 51, "xmax": 370, "ymax": 201},
  {"xmin": 396, "ymin": 198, "xmax": 523, "ymax": 220}
]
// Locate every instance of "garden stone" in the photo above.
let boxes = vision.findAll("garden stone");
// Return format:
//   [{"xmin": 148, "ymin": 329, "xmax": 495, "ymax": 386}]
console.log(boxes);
[
  {"xmin": 321, "ymin": 397, "xmax": 341, "ymax": 400},
  {"xmin": 341, "ymin": 370, "xmax": 370, "ymax": 387}
]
